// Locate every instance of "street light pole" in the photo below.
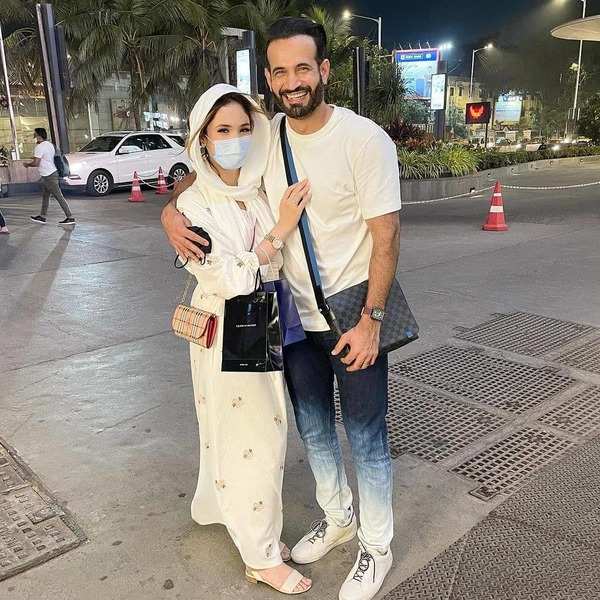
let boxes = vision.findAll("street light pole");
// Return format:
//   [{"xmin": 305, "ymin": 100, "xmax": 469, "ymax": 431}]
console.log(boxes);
[
  {"xmin": 343, "ymin": 11, "xmax": 382, "ymax": 49},
  {"xmin": 572, "ymin": 0, "xmax": 586, "ymax": 119},
  {"xmin": 469, "ymin": 44, "xmax": 493, "ymax": 99},
  {"xmin": 0, "ymin": 23, "xmax": 20, "ymax": 160},
  {"xmin": 469, "ymin": 49, "xmax": 477, "ymax": 99}
]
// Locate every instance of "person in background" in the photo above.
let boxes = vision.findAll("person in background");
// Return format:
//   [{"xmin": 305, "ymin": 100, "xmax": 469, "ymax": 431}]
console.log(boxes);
[
  {"xmin": 0, "ymin": 209, "xmax": 8, "ymax": 234},
  {"xmin": 25, "ymin": 128, "xmax": 75, "ymax": 227}
]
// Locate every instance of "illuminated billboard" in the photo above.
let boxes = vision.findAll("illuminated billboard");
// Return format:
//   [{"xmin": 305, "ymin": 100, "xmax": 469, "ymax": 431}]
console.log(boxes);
[
  {"xmin": 494, "ymin": 94, "xmax": 523, "ymax": 124},
  {"xmin": 430, "ymin": 74, "xmax": 447, "ymax": 110},
  {"xmin": 394, "ymin": 49, "xmax": 440, "ymax": 99},
  {"xmin": 465, "ymin": 102, "xmax": 492, "ymax": 125},
  {"xmin": 236, "ymin": 49, "xmax": 251, "ymax": 95}
]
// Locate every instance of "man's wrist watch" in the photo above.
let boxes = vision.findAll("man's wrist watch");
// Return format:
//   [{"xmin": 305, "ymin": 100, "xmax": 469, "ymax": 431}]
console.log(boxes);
[
  {"xmin": 264, "ymin": 232, "xmax": 284, "ymax": 250},
  {"xmin": 363, "ymin": 305, "xmax": 386, "ymax": 322}
]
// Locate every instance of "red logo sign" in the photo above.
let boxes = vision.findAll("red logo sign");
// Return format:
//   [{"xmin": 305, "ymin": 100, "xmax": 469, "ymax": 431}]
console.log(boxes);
[{"xmin": 465, "ymin": 102, "xmax": 491, "ymax": 125}]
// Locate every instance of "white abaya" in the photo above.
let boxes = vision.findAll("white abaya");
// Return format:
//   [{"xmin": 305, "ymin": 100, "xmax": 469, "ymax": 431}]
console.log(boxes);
[{"xmin": 177, "ymin": 84, "xmax": 287, "ymax": 570}]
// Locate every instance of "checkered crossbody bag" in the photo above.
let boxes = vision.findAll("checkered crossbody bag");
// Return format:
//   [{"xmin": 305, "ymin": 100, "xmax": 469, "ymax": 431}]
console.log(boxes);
[{"xmin": 172, "ymin": 274, "xmax": 218, "ymax": 348}]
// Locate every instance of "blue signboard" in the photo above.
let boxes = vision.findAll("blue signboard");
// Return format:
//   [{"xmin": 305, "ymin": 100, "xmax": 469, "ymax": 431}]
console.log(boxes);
[{"xmin": 394, "ymin": 49, "xmax": 440, "ymax": 99}]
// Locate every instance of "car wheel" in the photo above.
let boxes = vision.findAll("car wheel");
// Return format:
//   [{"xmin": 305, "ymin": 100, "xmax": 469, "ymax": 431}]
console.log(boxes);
[
  {"xmin": 86, "ymin": 170, "xmax": 113, "ymax": 196},
  {"xmin": 169, "ymin": 163, "xmax": 189, "ymax": 184}
]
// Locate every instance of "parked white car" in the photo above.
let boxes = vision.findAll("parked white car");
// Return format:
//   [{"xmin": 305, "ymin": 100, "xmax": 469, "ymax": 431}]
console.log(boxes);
[{"xmin": 63, "ymin": 131, "xmax": 192, "ymax": 196}]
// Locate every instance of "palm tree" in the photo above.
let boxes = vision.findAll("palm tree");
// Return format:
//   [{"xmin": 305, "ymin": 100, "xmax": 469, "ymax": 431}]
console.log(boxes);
[
  {"xmin": 143, "ymin": 0, "xmax": 231, "ymax": 118},
  {"xmin": 2, "ymin": 0, "xmax": 45, "ymax": 98},
  {"xmin": 59, "ymin": 0, "xmax": 171, "ymax": 129},
  {"xmin": 236, "ymin": 0, "xmax": 302, "ymax": 52}
]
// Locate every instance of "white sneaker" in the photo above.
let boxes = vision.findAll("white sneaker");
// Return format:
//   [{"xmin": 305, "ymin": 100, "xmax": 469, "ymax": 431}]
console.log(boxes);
[
  {"xmin": 338, "ymin": 544, "xmax": 393, "ymax": 600},
  {"xmin": 291, "ymin": 513, "xmax": 357, "ymax": 565}
]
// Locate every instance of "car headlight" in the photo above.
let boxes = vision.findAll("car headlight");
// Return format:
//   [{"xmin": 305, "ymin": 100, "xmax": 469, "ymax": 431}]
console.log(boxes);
[{"xmin": 552, "ymin": 144, "xmax": 560, "ymax": 152}]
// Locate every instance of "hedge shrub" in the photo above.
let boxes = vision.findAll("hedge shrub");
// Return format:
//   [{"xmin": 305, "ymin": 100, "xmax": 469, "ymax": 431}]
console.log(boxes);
[{"xmin": 398, "ymin": 145, "xmax": 600, "ymax": 180}]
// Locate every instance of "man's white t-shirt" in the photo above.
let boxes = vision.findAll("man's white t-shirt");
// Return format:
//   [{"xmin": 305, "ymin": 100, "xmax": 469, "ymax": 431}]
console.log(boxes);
[
  {"xmin": 263, "ymin": 107, "xmax": 402, "ymax": 332},
  {"xmin": 34, "ymin": 140, "xmax": 57, "ymax": 177}
]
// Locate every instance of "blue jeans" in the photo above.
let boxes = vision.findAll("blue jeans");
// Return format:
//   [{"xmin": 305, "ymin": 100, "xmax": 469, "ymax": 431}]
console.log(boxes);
[{"xmin": 284, "ymin": 331, "xmax": 393, "ymax": 553}]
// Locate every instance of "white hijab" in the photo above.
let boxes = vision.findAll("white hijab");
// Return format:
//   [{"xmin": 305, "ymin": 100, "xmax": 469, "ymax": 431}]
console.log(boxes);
[{"xmin": 179, "ymin": 84, "xmax": 273, "ymax": 244}]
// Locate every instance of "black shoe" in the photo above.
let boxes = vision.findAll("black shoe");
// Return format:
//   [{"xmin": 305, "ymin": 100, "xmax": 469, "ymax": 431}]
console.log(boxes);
[
  {"xmin": 30, "ymin": 215, "xmax": 47, "ymax": 224},
  {"xmin": 58, "ymin": 217, "xmax": 75, "ymax": 227}
]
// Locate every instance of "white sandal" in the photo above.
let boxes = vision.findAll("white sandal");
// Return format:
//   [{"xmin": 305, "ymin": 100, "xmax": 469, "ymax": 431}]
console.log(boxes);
[{"xmin": 245, "ymin": 566, "xmax": 312, "ymax": 595}]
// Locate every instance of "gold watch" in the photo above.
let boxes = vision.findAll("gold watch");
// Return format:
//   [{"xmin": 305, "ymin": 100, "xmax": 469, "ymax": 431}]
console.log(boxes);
[{"xmin": 264, "ymin": 232, "xmax": 284, "ymax": 250}]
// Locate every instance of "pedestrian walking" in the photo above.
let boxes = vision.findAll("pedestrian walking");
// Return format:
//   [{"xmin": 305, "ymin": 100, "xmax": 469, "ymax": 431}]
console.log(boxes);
[
  {"xmin": 25, "ymin": 128, "xmax": 75, "ymax": 227},
  {"xmin": 0, "ymin": 208, "xmax": 8, "ymax": 234}
]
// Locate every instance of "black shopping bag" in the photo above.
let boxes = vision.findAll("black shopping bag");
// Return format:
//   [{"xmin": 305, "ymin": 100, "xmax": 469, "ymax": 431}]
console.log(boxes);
[{"xmin": 222, "ymin": 271, "xmax": 283, "ymax": 372}]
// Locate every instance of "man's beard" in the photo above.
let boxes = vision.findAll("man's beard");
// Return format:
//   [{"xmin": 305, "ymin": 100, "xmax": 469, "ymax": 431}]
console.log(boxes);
[{"xmin": 273, "ymin": 78, "xmax": 325, "ymax": 119}]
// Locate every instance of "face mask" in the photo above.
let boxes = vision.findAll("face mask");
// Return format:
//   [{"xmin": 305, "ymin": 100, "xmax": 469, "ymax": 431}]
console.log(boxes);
[{"xmin": 206, "ymin": 135, "xmax": 252, "ymax": 170}]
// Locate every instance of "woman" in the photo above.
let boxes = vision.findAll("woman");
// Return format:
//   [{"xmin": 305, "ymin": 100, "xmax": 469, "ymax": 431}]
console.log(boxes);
[{"xmin": 176, "ymin": 84, "xmax": 312, "ymax": 595}]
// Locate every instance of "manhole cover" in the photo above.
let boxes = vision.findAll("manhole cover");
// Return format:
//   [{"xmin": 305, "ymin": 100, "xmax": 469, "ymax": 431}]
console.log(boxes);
[
  {"xmin": 0, "ymin": 441, "xmax": 85, "ymax": 581},
  {"xmin": 334, "ymin": 380, "xmax": 506, "ymax": 462},
  {"xmin": 455, "ymin": 312, "xmax": 595, "ymax": 357},
  {"xmin": 556, "ymin": 338, "xmax": 600, "ymax": 375},
  {"xmin": 451, "ymin": 428, "xmax": 575, "ymax": 497},
  {"xmin": 390, "ymin": 346, "xmax": 575, "ymax": 414},
  {"xmin": 538, "ymin": 386, "xmax": 600, "ymax": 436}
]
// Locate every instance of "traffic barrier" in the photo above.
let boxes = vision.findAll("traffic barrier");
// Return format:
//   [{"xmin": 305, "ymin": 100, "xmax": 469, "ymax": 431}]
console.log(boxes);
[
  {"xmin": 156, "ymin": 167, "xmax": 169, "ymax": 195},
  {"xmin": 128, "ymin": 171, "xmax": 144, "ymax": 202},
  {"xmin": 482, "ymin": 181, "xmax": 508, "ymax": 231}
]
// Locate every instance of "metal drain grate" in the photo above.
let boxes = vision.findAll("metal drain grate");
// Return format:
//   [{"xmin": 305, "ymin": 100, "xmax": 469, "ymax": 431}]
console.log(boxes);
[
  {"xmin": 455, "ymin": 312, "xmax": 595, "ymax": 356},
  {"xmin": 0, "ymin": 441, "xmax": 85, "ymax": 581},
  {"xmin": 390, "ymin": 346, "xmax": 575, "ymax": 414},
  {"xmin": 383, "ymin": 516, "xmax": 600, "ymax": 600},
  {"xmin": 538, "ymin": 386, "xmax": 600, "ymax": 436},
  {"xmin": 451, "ymin": 428, "xmax": 575, "ymax": 499},
  {"xmin": 556, "ymin": 338, "xmax": 600, "ymax": 375},
  {"xmin": 334, "ymin": 380, "xmax": 506, "ymax": 462}
]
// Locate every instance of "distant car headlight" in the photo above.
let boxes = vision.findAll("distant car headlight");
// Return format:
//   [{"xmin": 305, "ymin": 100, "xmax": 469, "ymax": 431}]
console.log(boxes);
[{"xmin": 552, "ymin": 144, "xmax": 560, "ymax": 152}]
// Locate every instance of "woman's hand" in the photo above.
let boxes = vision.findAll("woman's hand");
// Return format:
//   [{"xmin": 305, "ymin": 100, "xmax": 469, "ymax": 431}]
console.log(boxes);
[{"xmin": 277, "ymin": 179, "xmax": 311, "ymax": 238}]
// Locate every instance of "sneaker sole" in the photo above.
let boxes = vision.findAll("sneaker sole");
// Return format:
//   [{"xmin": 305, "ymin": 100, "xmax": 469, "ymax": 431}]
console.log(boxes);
[
  {"xmin": 30, "ymin": 220, "xmax": 47, "ymax": 224},
  {"xmin": 291, "ymin": 523, "xmax": 358, "ymax": 565},
  {"xmin": 58, "ymin": 223, "xmax": 76, "ymax": 228}
]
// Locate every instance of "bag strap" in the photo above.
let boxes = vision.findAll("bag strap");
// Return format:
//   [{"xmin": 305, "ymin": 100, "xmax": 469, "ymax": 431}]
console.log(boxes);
[
  {"xmin": 179, "ymin": 273, "xmax": 195, "ymax": 305},
  {"xmin": 279, "ymin": 118, "xmax": 342, "ymax": 335}
]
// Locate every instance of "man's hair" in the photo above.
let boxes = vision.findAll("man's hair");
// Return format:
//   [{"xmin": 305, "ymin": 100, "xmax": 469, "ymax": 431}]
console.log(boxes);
[
  {"xmin": 265, "ymin": 17, "xmax": 328, "ymax": 65},
  {"xmin": 34, "ymin": 128, "xmax": 48, "ymax": 140}
]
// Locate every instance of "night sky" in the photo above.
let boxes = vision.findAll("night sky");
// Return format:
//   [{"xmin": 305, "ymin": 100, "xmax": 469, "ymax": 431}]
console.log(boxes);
[{"xmin": 322, "ymin": 0, "xmax": 600, "ymax": 50}]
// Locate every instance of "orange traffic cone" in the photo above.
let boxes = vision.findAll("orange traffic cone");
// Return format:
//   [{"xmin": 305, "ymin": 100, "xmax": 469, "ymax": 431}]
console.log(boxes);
[
  {"xmin": 482, "ymin": 181, "xmax": 508, "ymax": 231},
  {"xmin": 128, "ymin": 171, "xmax": 144, "ymax": 202},
  {"xmin": 156, "ymin": 167, "xmax": 168, "ymax": 195}
]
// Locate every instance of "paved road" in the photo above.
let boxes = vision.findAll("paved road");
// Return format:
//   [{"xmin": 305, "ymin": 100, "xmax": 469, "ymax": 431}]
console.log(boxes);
[{"xmin": 1, "ymin": 162, "xmax": 599, "ymax": 599}]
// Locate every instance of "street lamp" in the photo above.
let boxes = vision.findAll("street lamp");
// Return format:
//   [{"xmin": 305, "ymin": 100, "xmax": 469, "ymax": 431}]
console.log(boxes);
[
  {"xmin": 572, "ymin": 0, "xmax": 586, "ymax": 125},
  {"xmin": 343, "ymin": 9, "xmax": 382, "ymax": 49},
  {"xmin": 469, "ymin": 43, "xmax": 493, "ymax": 99}
]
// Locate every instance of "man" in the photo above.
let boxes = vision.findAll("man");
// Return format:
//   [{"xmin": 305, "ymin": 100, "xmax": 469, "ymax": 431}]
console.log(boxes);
[
  {"xmin": 26, "ymin": 128, "xmax": 75, "ymax": 227},
  {"xmin": 162, "ymin": 17, "xmax": 401, "ymax": 600}
]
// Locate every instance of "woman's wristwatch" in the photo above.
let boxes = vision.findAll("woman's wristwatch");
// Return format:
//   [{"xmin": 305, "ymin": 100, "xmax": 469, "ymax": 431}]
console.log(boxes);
[{"xmin": 264, "ymin": 232, "xmax": 285, "ymax": 250}]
